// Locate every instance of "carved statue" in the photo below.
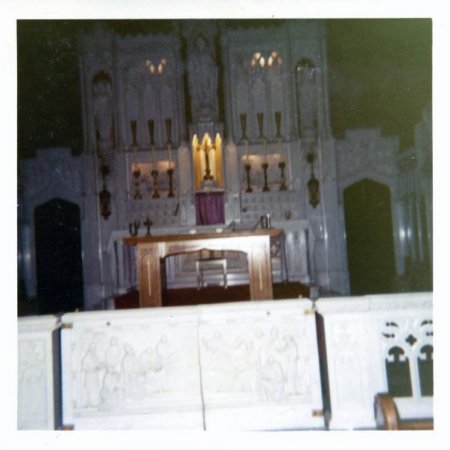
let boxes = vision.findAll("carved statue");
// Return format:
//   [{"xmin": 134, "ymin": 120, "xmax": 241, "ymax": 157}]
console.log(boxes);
[
  {"xmin": 297, "ymin": 60, "xmax": 318, "ymax": 138},
  {"xmin": 188, "ymin": 35, "xmax": 218, "ymax": 120},
  {"xmin": 81, "ymin": 342, "xmax": 103, "ymax": 408},
  {"xmin": 92, "ymin": 72, "xmax": 114, "ymax": 150}
]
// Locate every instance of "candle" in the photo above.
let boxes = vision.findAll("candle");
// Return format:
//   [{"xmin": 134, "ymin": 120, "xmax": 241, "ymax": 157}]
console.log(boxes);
[
  {"xmin": 168, "ymin": 143, "xmax": 172, "ymax": 168},
  {"xmin": 152, "ymin": 145, "xmax": 156, "ymax": 167},
  {"xmin": 245, "ymin": 139, "xmax": 249, "ymax": 163},
  {"xmin": 263, "ymin": 139, "xmax": 267, "ymax": 161}
]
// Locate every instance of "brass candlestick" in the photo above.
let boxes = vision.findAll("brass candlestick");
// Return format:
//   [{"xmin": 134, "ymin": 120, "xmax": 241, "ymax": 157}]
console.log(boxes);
[
  {"xmin": 143, "ymin": 217, "xmax": 153, "ymax": 236},
  {"xmin": 167, "ymin": 168, "xmax": 175, "ymax": 197},
  {"xmin": 132, "ymin": 168, "xmax": 142, "ymax": 199},
  {"xmin": 244, "ymin": 163, "xmax": 253, "ymax": 193},
  {"xmin": 262, "ymin": 162, "xmax": 270, "ymax": 192},
  {"xmin": 279, "ymin": 161, "xmax": 287, "ymax": 191},
  {"xmin": 151, "ymin": 169, "xmax": 160, "ymax": 198},
  {"xmin": 129, "ymin": 220, "xmax": 140, "ymax": 236}
]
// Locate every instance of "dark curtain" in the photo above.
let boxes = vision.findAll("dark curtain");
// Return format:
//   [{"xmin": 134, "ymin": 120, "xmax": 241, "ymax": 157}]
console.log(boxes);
[{"xmin": 195, "ymin": 192, "xmax": 225, "ymax": 225}]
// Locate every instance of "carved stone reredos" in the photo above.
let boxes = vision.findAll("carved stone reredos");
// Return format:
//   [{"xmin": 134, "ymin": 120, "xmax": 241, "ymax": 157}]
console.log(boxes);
[{"xmin": 182, "ymin": 21, "xmax": 219, "ymax": 124}]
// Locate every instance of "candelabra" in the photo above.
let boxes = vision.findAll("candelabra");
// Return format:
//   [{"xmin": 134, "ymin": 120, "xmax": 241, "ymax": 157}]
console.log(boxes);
[
  {"xmin": 278, "ymin": 161, "xmax": 287, "ymax": 191},
  {"xmin": 132, "ymin": 167, "xmax": 142, "ymax": 199},
  {"xmin": 262, "ymin": 161, "xmax": 270, "ymax": 192},
  {"xmin": 151, "ymin": 169, "xmax": 160, "ymax": 199},
  {"xmin": 167, "ymin": 167, "xmax": 175, "ymax": 197},
  {"xmin": 244, "ymin": 163, "xmax": 253, "ymax": 193}
]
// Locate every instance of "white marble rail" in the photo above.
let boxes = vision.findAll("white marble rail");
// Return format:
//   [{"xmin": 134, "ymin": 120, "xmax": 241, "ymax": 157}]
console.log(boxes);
[
  {"xmin": 18, "ymin": 315, "xmax": 61, "ymax": 430},
  {"xmin": 17, "ymin": 292, "xmax": 433, "ymax": 430},
  {"xmin": 315, "ymin": 292, "xmax": 433, "ymax": 430}
]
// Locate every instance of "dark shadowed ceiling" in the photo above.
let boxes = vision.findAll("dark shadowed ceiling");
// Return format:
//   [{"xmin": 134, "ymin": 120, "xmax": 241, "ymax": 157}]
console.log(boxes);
[{"xmin": 17, "ymin": 19, "xmax": 432, "ymax": 159}]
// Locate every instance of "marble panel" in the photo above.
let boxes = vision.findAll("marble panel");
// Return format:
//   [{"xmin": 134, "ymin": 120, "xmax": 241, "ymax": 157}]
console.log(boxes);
[
  {"xmin": 18, "ymin": 315, "xmax": 61, "ymax": 430},
  {"xmin": 60, "ymin": 307, "xmax": 203, "ymax": 429},
  {"xmin": 316, "ymin": 292, "xmax": 433, "ymax": 430},
  {"xmin": 198, "ymin": 299, "xmax": 324, "ymax": 430}
]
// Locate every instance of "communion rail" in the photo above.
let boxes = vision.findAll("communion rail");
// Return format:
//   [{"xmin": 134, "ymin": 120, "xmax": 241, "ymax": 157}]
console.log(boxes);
[{"xmin": 18, "ymin": 292, "xmax": 432, "ymax": 430}]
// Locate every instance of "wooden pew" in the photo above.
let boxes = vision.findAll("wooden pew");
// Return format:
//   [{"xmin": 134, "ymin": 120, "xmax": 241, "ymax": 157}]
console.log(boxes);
[{"xmin": 374, "ymin": 393, "xmax": 433, "ymax": 430}]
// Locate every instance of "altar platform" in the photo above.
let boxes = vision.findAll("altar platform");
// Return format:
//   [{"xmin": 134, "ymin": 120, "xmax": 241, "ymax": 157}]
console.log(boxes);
[{"xmin": 114, "ymin": 281, "xmax": 311, "ymax": 309}]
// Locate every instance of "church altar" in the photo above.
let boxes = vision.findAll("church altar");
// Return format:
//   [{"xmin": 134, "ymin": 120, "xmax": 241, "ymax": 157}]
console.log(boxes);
[{"xmin": 124, "ymin": 228, "xmax": 283, "ymax": 308}]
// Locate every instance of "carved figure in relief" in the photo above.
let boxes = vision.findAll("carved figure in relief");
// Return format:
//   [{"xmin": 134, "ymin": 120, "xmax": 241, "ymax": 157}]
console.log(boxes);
[
  {"xmin": 100, "ymin": 338, "xmax": 123, "ymax": 406},
  {"xmin": 139, "ymin": 335, "xmax": 170, "ymax": 394},
  {"xmin": 201, "ymin": 331, "xmax": 233, "ymax": 392},
  {"xmin": 188, "ymin": 35, "xmax": 218, "ymax": 118},
  {"xmin": 279, "ymin": 335, "xmax": 302, "ymax": 395},
  {"xmin": 81, "ymin": 342, "xmax": 104, "ymax": 408},
  {"xmin": 258, "ymin": 328, "xmax": 305, "ymax": 398},
  {"xmin": 230, "ymin": 337, "xmax": 259, "ymax": 393},
  {"xmin": 259, "ymin": 356, "xmax": 285, "ymax": 401},
  {"xmin": 92, "ymin": 71, "xmax": 114, "ymax": 150},
  {"xmin": 201, "ymin": 327, "xmax": 307, "ymax": 400},
  {"xmin": 121, "ymin": 343, "xmax": 142, "ymax": 399}
]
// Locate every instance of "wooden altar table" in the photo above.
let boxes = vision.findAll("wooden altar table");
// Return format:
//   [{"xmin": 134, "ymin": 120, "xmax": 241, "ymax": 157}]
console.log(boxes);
[{"xmin": 123, "ymin": 229, "xmax": 283, "ymax": 308}]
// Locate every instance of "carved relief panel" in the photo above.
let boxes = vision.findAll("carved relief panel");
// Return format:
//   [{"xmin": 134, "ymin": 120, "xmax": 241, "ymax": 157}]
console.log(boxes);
[
  {"xmin": 198, "ymin": 300, "xmax": 324, "ymax": 430},
  {"xmin": 61, "ymin": 309, "xmax": 203, "ymax": 429}
]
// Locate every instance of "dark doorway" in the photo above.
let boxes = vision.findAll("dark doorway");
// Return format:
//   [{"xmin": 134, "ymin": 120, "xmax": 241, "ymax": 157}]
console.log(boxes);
[
  {"xmin": 34, "ymin": 198, "xmax": 84, "ymax": 314},
  {"xmin": 344, "ymin": 179, "xmax": 396, "ymax": 295}
]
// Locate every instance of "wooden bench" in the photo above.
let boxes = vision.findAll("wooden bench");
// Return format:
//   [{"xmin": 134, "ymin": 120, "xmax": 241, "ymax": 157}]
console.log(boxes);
[{"xmin": 374, "ymin": 393, "xmax": 433, "ymax": 430}]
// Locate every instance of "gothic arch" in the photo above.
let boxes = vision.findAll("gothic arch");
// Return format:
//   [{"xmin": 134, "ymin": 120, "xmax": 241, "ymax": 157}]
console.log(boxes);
[
  {"xmin": 343, "ymin": 178, "xmax": 396, "ymax": 295},
  {"xmin": 34, "ymin": 198, "xmax": 84, "ymax": 313}
]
